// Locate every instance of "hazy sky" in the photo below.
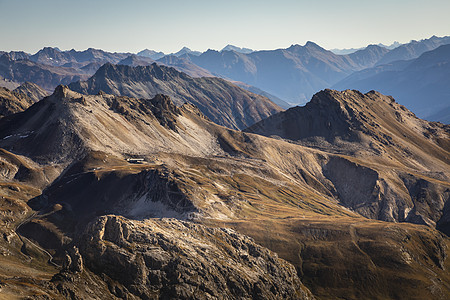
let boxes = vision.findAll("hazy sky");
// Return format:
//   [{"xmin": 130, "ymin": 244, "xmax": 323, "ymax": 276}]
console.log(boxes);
[{"xmin": 1, "ymin": 0, "xmax": 449, "ymax": 54}]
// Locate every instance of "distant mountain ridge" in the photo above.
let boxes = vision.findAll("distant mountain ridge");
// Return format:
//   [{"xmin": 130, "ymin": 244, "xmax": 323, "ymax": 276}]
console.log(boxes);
[
  {"xmin": 68, "ymin": 63, "xmax": 282, "ymax": 130},
  {"xmin": 178, "ymin": 36, "xmax": 450, "ymax": 105},
  {"xmin": 334, "ymin": 44, "xmax": 450, "ymax": 122},
  {"xmin": 29, "ymin": 47, "xmax": 131, "ymax": 68},
  {"xmin": 0, "ymin": 53, "xmax": 88, "ymax": 91},
  {"xmin": 221, "ymin": 44, "xmax": 254, "ymax": 54},
  {"xmin": 137, "ymin": 49, "xmax": 165, "ymax": 60},
  {"xmin": 182, "ymin": 41, "xmax": 360, "ymax": 104},
  {"xmin": 2, "ymin": 35, "xmax": 449, "ymax": 115}
]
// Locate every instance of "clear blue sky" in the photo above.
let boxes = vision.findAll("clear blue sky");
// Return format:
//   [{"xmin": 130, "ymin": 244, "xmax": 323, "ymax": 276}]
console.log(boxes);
[{"xmin": 1, "ymin": 0, "xmax": 449, "ymax": 54}]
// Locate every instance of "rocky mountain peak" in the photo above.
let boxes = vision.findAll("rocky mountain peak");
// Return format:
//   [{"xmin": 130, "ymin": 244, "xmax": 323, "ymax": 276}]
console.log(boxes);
[
  {"xmin": 53, "ymin": 84, "xmax": 71, "ymax": 99},
  {"xmin": 246, "ymin": 89, "xmax": 449, "ymax": 163}
]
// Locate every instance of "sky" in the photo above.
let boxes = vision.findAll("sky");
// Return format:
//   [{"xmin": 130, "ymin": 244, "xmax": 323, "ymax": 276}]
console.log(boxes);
[{"xmin": 1, "ymin": 0, "xmax": 450, "ymax": 54}]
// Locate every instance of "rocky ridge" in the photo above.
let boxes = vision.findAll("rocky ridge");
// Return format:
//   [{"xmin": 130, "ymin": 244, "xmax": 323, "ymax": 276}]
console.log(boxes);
[
  {"xmin": 68, "ymin": 63, "xmax": 282, "ymax": 130},
  {"xmin": 246, "ymin": 89, "xmax": 450, "ymax": 230},
  {"xmin": 0, "ymin": 87, "xmax": 449, "ymax": 299}
]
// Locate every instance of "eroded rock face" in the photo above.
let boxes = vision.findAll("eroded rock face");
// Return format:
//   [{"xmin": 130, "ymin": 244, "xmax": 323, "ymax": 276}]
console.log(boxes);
[{"xmin": 79, "ymin": 215, "xmax": 313, "ymax": 299}]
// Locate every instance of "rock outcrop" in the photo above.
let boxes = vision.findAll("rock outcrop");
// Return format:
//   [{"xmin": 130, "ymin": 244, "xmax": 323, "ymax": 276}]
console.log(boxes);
[{"xmin": 79, "ymin": 215, "xmax": 313, "ymax": 299}]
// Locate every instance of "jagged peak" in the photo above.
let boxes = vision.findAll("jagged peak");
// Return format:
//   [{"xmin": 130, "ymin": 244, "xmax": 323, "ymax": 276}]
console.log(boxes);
[
  {"xmin": 53, "ymin": 85, "xmax": 70, "ymax": 98},
  {"xmin": 287, "ymin": 41, "xmax": 326, "ymax": 53},
  {"xmin": 204, "ymin": 49, "xmax": 219, "ymax": 54},
  {"xmin": 51, "ymin": 85, "xmax": 82, "ymax": 100},
  {"xmin": 305, "ymin": 41, "xmax": 320, "ymax": 47},
  {"xmin": 92, "ymin": 62, "xmax": 185, "ymax": 81}
]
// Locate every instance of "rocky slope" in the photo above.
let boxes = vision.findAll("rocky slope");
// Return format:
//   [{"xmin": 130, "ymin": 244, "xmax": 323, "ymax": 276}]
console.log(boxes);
[
  {"xmin": 247, "ymin": 89, "xmax": 450, "ymax": 229},
  {"xmin": 0, "ymin": 87, "xmax": 32, "ymax": 118},
  {"xmin": 77, "ymin": 215, "xmax": 311, "ymax": 299},
  {"xmin": 0, "ymin": 87, "xmax": 449, "ymax": 299},
  {"xmin": 13, "ymin": 82, "xmax": 49, "ymax": 102},
  {"xmin": 68, "ymin": 63, "xmax": 282, "ymax": 130}
]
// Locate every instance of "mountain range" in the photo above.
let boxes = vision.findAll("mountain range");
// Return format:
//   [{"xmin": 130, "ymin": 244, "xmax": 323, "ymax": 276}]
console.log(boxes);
[
  {"xmin": 0, "ymin": 53, "xmax": 88, "ymax": 91},
  {"xmin": 1, "ymin": 35, "xmax": 449, "ymax": 122},
  {"xmin": 68, "ymin": 63, "xmax": 282, "ymax": 130},
  {"xmin": 0, "ymin": 84, "xmax": 449, "ymax": 299},
  {"xmin": 334, "ymin": 44, "xmax": 450, "ymax": 122},
  {"xmin": 180, "ymin": 36, "xmax": 450, "ymax": 110}
]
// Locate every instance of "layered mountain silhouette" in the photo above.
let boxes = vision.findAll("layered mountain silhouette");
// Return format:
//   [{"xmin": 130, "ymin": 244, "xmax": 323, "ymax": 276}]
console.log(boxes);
[
  {"xmin": 137, "ymin": 48, "xmax": 165, "ymax": 60},
  {"xmin": 376, "ymin": 35, "xmax": 450, "ymax": 65},
  {"xmin": 29, "ymin": 47, "xmax": 130, "ymax": 68},
  {"xmin": 68, "ymin": 63, "xmax": 282, "ymax": 130},
  {"xmin": 2, "ymin": 35, "xmax": 449, "ymax": 120},
  {"xmin": 183, "ymin": 42, "xmax": 359, "ymax": 104},
  {"xmin": 156, "ymin": 55, "xmax": 214, "ymax": 77},
  {"xmin": 0, "ymin": 53, "xmax": 88, "ymax": 91},
  {"xmin": 117, "ymin": 54, "xmax": 155, "ymax": 67},
  {"xmin": 179, "ymin": 36, "xmax": 450, "ymax": 105},
  {"xmin": 1, "ymin": 86, "xmax": 449, "ymax": 299},
  {"xmin": 334, "ymin": 44, "xmax": 450, "ymax": 122}
]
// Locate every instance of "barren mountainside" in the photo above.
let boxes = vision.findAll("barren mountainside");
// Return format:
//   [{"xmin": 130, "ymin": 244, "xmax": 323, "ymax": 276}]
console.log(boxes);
[
  {"xmin": 0, "ymin": 86, "xmax": 449, "ymax": 299},
  {"xmin": 246, "ymin": 89, "xmax": 450, "ymax": 230},
  {"xmin": 0, "ymin": 81, "xmax": 47, "ymax": 118},
  {"xmin": 13, "ymin": 81, "xmax": 49, "ymax": 102},
  {"xmin": 68, "ymin": 63, "xmax": 282, "ymax": 130}
]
